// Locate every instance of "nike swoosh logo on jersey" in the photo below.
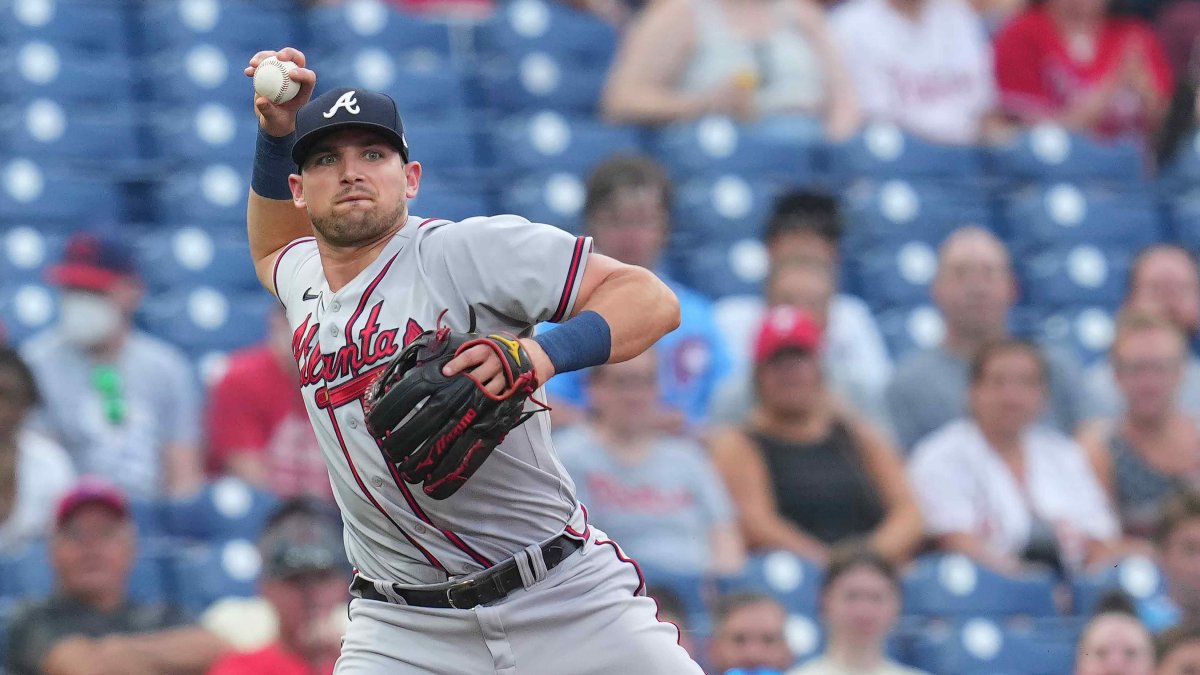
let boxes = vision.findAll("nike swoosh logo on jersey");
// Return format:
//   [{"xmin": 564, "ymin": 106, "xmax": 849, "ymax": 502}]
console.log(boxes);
[{"xmin": 303, "ymin": 288, "xmax": 320, "ymax": 301}]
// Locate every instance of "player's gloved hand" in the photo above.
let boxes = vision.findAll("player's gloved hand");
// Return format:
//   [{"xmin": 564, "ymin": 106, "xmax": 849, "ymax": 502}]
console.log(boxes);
[
  {"xmin": 244, "ymin": 47, "xmax": 316, "ymax": 136},
  {"xmin": 363, "ymin": 309, "xmax": 547, "ymax": 500}
]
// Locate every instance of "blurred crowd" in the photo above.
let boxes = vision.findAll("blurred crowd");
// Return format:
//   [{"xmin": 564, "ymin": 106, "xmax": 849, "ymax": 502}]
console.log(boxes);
[{"xmin": 5, "ymin": 0, "xmax": 1200, "ymax": 672}]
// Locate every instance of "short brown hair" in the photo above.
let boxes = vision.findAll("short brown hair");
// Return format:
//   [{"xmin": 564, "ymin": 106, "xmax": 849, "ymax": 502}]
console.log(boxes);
[
  {"xmin": 1156, "ymin": 622, "xmax": 1200, "ymax": 664},
  {"xmin": 583, "ymin": 154, "xmax": 672, "ymax": 222},
  {"xmin": 711, "ymin": 591, "xmax": 784, "ymax": 629},
  {"xmin": 1156, "ymin": 488, "xmax": 1200, "ymax": 547},
  {"xmin": 1111, "ymin": 308, "xmax": 1187, "ymax": 358},
  {"xmin": 820, "ymin": 545, "xmax": 898, "ymax": 599},
  {"xmin": 968, "ymin": 339, "xmax": 1048, "ymax": 386}
]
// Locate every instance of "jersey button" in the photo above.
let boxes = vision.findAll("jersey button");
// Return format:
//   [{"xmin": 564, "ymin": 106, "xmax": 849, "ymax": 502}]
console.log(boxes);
[
  {"xmin": 331, "ymin": 301, "xmax": 341, "ymax": 311},
  {"xmin": 348, "ymin": 418, "xmax": 359, "ymax": 429},
  {"xmin": 371, "ymin": 476, "xmax": 384, "ymax": 487},
  {"xmin": 330, "ymin": 325, "xmax": 340, "ymax": 337},
  {"xmin": 416, "ymin": 525, "xmax": 427, "ymax": 534}
]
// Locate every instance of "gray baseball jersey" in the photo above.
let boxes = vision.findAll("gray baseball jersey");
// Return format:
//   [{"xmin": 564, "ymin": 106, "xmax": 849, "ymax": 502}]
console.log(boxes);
[{"xmin": 274, "ymin": 214, "xmax": 591, "ymax": 585}]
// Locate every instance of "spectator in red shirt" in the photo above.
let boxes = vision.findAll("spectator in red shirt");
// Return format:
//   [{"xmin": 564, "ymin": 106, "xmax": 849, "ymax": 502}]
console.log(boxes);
[
  {"xmin": 205, "ymin": 309, "xmax": 329, "ymax": 500},
  {"xmin": 993, "ymin": 0, "xmax": 1174, "ymax": 140}
]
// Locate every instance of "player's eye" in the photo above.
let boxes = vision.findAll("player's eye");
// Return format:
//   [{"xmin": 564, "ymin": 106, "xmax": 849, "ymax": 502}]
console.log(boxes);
[
  {"xmin": 364, "ymin": 149, "xmax": 384, "ymax": 161},
  {"xmin": 316, "ymin": 154, "xmax": 337, "ymax": 166}
]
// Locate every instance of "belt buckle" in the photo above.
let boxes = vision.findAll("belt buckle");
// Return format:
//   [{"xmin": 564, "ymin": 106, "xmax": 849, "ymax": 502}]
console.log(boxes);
[{"xmin": 445, "ymin": 577, "xmax": 477, "ymax": 609}]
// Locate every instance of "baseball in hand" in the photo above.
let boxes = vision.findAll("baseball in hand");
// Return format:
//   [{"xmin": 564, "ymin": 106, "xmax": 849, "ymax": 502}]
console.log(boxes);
[{"xmin": 253, "ymin": 56, "xmax": 299, "ymax": 104}]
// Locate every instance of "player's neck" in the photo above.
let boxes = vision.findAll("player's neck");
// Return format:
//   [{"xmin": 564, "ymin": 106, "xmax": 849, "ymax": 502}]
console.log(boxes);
[{"xmin": 317, "ymin": 224, "xmax": 403, "ymax": 292}]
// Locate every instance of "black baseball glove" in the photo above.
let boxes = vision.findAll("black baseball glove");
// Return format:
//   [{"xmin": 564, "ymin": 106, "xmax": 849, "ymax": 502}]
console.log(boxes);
[{"xmin": 363, "ymin": 309, "xmax": 545, "ymax": 499}]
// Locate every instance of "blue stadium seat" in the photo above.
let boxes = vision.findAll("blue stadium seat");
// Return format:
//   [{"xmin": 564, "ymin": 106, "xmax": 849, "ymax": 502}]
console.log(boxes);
[
  {"xmin": 153, "ymin": 163, "xmax": 249, "ymax": 227},
  {"xmin": 477, "ymin": 53, "xmax": 608, "ymax": 115},
  {"xmin": 653, "ymin": 117, "xmax": 819, "ymax": 182},
  {"xmin": 671, "ymin": 174, "xmax": 778, "ymax": 247},
  {"xmin": 316, "ymin": 52, "xmax": 470, "ymax": 122},
  {"xmin": 168, "ymin": 539, "xmax": 261, "ymax": 614},
  {"xmin": 135, "ymin": 228, "xmax": 261, "ymax": 294},
  {"xmin": 475, "ymin": 0, "xmax": 618, "ymax": 66},
  {"xmin": 0, "ymin": 282, "xmax": 57, "ymax": 343},
  {"xmin": 410, "ymin": 182, "xmax": 495, "ymax": 223},
  {"xmin": 1070, "ymin": 555, "xmax": 1164, "ymax": 616},
  {"xmin": 827, "ymin": 123, "xmax": 985, "ymax": 183},
  {"xmin": 144, "ymin": 42, "xmax": 256, "ymax": 107},
  {"xmin": 718, "ymin": 551, "xmax": 824, "ymax": 618},
  {"xmin": 149, "ymin": 103, "xmax": 257, "ymax": 168},
  {"xmin": 0, "ymin": 101, "xmax": 142, "ymax": 166},
  {"xmin": 1018, "ymin": 244, "xmax": 1129, "ymax": 311},
  {"xmin": 127, "ymin": 546, "xmax": 173, "ymax": 606},
  {"xmin": 1170, "ymin": 191, "xmax": 1200, "ymax": 251},
  {"xmin": 497, "ymin": 171, "xmax": 586, "ymax": 234},
  {"xmin": 0, "ymin": 227, "xmax": 64, "ymax": 286},
  {"xmin": 492, "ymin": 112, "xmax": 645, "ymax": 174},
  {"xmin": 0, "ymin": 160, "xmax": 122, "ymax": 227},
  {"xmin": 851, "ymin": 241, "xmax": 940, "ymax": 312},
  {"xmin": 139, "ymin": 288, "xmax": 273, "ymax": 353},
  {"xmin": 139, "ymin": 0, "xmax": 297, "ymax": 56},
  {"xmin": 668, "ymin": 238, "xmax": 767, "ymax": 299},
  {"xmin": 876, "ymin": 304, "xmax": 944, "ymax": 361},
  {"xmin": 162, "ymin": 478, "xmax": 279, "ymax": 543},
  {"xmin": 0, "ymin": 45, "xmax": 136, "ymax": 107},
  {"xmin": 1035, "ymin": 305, "xmax": 1116, "ymax": 365},
  {"xmin": 901, "ymin": 554, "xmax": 1058, "ymax": 619},
  {"xmin": 0, "ymin": 540, "xmax": 54, "ymax": 602},
  {"xmin": 307, "ymin": 1, "xmax": 456, "ymax": 63},
  {"xmin": 405, "ymin": 122, "xmax": 482, "ymax": 178},
  {"xmin": 840, "ymin": 180, "xmax": 991, "ymax": 252},
  {"xmin": 1002, "ymin": 184, "xmax": 1164, "ymax": 255},
  {"xmin": 1160, "ymin": 132, "xmax": 1200, "ymax": 194},
  {"xmin": 1, "ymin": 0, "xmax": 130, "ymax": 56},
  {"xmin": 988, "ymin": 124, "xmax": 1146, "ymax": 185},
  {"xmin": 907, "ymin": 618, "xmax": 1077, "ymax": 675}
]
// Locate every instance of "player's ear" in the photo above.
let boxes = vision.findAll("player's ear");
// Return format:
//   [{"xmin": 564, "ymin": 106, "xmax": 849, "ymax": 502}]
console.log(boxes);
[
  {"xmin": 289, "ymin": 173, "xmax": 306, "ymax": 208},
  {"xmin": 405, "ymin": 161, "xmax": 422, "ymax": 199}
]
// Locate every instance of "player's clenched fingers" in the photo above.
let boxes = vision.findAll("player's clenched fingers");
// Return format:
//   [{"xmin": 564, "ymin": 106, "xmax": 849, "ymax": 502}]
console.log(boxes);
[{"xmin": 442, "ymin": 344, "xmax": 492, "ymax": 376}]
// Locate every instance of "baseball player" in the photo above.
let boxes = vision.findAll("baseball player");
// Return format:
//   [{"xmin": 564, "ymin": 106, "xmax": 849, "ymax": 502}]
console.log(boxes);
[{"xmin": 243, "ymin": 47, "xmax": 702, "ymax": 674}]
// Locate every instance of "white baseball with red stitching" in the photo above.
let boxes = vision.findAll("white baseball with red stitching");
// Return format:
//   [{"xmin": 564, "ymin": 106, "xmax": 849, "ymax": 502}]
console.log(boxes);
[{"xmin": 253, "ymin": 56, "xmax": 299, "ymax": 105}]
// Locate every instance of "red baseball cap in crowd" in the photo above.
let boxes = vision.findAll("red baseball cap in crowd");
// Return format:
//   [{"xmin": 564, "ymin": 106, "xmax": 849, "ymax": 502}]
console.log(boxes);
[
  {"xmin": 753, "ymin": 306, "xmax": 823, "ymax": 364},
  {"xmin": 46, "ymin": 232, "xmax": 137, "ymax": 292},
  {"xmin": 55, "ymin": 476, "xmax": 130, "ymax": 527}
]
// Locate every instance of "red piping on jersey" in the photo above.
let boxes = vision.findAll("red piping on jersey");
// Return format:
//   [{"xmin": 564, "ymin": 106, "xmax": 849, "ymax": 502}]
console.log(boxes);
[
  {"xmin": 324, "ymin": 406, "xmax": 448, "ymax": 572},
  {"xmin": 271, "ymin": 237, "xmax": 316, "ymax": 305},
  {"xmin": 594, "ymin": 537, "xmax": 646, "ymax": 596},
  {"xmin": 550, "ymin": 237, "xmax": 587, "ymax": 323},
  {"xmin": 343, "ymin": 252, "xmax": 401, "ymax": 374},
  {"xmin": 564, "ymin": 503, "xmax": 591, "ymax": 541},
  {"xmin": 418, "ymin": 218, "xmax": 442, "ymax": 228}
]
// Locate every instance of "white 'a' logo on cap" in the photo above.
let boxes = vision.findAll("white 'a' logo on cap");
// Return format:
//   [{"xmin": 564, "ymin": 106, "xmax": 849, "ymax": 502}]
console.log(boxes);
[{"xmin": 323, "ymin": 91, "xmax": 361, "ymax": 118}]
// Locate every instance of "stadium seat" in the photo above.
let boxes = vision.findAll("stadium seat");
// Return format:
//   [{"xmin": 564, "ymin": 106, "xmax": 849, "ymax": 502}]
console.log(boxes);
[
  {"xmin": 0, "ymin": 227, "xmax": 64, "ymax": 286},
  {"xmin": 1160, "ymin": 131, "xmax": 1200, "ymax": 194},
  {"xmin": 840, "ymin": 179, "xmax": 991, "ymax": 253},
  {"xmin": 0, "ymin": 45, "xmax": 136, "ymax": 107},
  {"xmin": 316, "ymin": 52, "xmax": 470, "ymax": 122},
  {"xmin": 718, "ymin": 551, "xmax": 824, "ymax": 618},
  {"xmin": 0, "ymin": 282, "xmax": 56, "ymax": 343},
  {"xmin": 0, "ymin": 100, "xmax": 142, "ymax": 166},
  {"xmin": 410, "ymin": 182, "xmax": 495, "ymax": 223},
  {"xmin": 1, "ymin": 0, "xmax": 130, "ymax": 56},
  {"xmin": 1001, "ymin": 183, "xmax": 1165, "ymax": 255},
  {"xmin": 139, "ymin": 0, "xmax": 297, "ymax": 57},
  {"xmin": 988, "ymin": 124, "xmax": 1146, "ymax": 185},
  {"xmin": 168, "ymin": 539, "xmax": 262, "ymax": 614},
  {"xmin": 127, "ymin": 546, "xmax": 173, "ymax": 606},
  {"xmin": 405, "ymin": 121, "xmax": 483, "ymax": 178},
  {"xmin": 907, "ymin": 618, "xmax": 1078, "ymax": 675},
  {"xmin": 474, "ymin": 0, "xmax": 618, "ymax": 66},
  {"xmin": 307, "ymin": 0, "xmax": 456, "ymax": 64},
  {"xmin": 671, "ymin": 174, "xmax": 778, "ymax": 246},
  {"xmin": 901, "ymin": 554, "xmax": 1058, "ymax": 619},
  {"xmin": 653, "ymin": 117, "xmax": 819, "ymax": 182},
  {"xmin": 0, "ymin": 540, "xmax": 54, "ymax": 602},
  {"xmin": 1035, "ymin": 305, "xmax": 1116, "ymax": 365},
  {"xmin": 0, "ymin": 160, "xmax": 122, "ymax": 229},
  {"xmin": 1070, "ymin": 555, "xmax": 1165, "ymax": 616},
  {"xmin": 477, "ymin": 52, "xmax": 609, "ymax": 115},
  {"xmin": 135, "ymin": 228, "xmax": 261, "ymax": 294},
  {"xmin": 876, "ymin": 304, "xmax": 945, "ymax": 361},
  {"xmin": 1170, "ymin": 191, "xmax": 1200, "ymax": 251},
  {"xmin": 668, "ymin": 238, "xmax": 768, "ymax": 299},
  {"xmin": 851, "ymin": 241, "xmax": 940, "ymax": 312},
  {"xmin": 1018, "ymin": 244, "xmax": 1130, "ymax": 311},
  {"xmin": 497, "ymin": 171, "xmax": 586, "ymax": 234},
  {"xmin": 492, "ymin": 112, "xmax": 645, "ymax": 174},
  {"xmin": 827, "ymin": 123, "xmax": 985, "ymax": 183},
  {"xmin": 161, "ymin": 477, "xmax": 279, "ymax": 543},
  {"xmin": 153, "ymin": 163, "xmax": 249, "ymax": 227},
  {"xmin": 144, "ymin": 42, "xmax": 257, "ymax": 107},
  {"xmin": 148, "ymin": 103, "xmax": 257, "ymax": 168},
  {"xmin": 139, "ymin": 288, "xmax": 273, "ymax": 353}
]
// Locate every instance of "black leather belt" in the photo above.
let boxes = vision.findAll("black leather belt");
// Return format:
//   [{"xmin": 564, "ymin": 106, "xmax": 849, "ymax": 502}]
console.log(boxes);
[{"xmin": 350, "ymin": 534, "xmax": 583, "ymax": 609}]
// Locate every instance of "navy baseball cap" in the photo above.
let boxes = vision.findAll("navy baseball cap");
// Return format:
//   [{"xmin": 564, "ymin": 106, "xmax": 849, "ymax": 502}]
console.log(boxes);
[
  {"xmin": 259, "ymin": 498, "xmax": 346, "ymax": 579},
  {"xmin": 47, "ymin": 232, "xmax": 137, "ymax": 291},
  {"xmin": 291, "ymin": 87, "xmax": 410, "ymax": 167}
]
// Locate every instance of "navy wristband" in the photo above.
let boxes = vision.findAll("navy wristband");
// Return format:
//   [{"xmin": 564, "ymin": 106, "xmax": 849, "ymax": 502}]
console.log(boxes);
[
  {"xmin": 533, "ymin": 311, "xmax": 612, "ymax": 375},
  {"xmin": 252, "ymin": 128, "xmax": 297, "ymax": 200}
]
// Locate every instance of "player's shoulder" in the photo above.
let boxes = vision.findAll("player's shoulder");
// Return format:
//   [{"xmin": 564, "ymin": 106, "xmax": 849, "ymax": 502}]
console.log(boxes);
[{"xmin": 416, "ymin": 213, "xmax": 547, "ymax": 239}]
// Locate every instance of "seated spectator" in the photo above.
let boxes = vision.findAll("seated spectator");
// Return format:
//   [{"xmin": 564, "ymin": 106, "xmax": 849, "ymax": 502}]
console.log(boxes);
[
  {"xmin": 601, "ymin": 0, "xmax": 861, "ymax": 139},
  {"xmin": 0, "ymin": 346, "xmax": 75, "ymax": 553},
  {"xmin": 1076, "ymin": 593, "xmax": 1155, "ymax": 675},
  {"xmin": 1078, "ymin": 311, "xmax": 1200, "ymax": 539},
  {"xmin": 789, "ymin": 546, "xmax": 929, "ymax": 675},
  {"xmin": 713, "ymin": 190, "xmax": 894, "ymax": 433},
  {"xmin": 993, "ymin": 0, "xmax": 1173, "ymax": 140},
  {"xmin": 909, "ymin": 339, "xmax": 1120, "ymax": 575},
  {"xmin": 711, "ymin": 307, "xmax": 922, "ymax": 565},
  {"xmin": 207, "ymin": 498, "xmax": 348, "ymax": 675},
  {"xmin": 546, "ymin": 155, "xmax": 730, "ymax": 432},
  {"xmin": 1156, "ymin": 624, "xmax": 1200, "ymax": 673},
  {"xmin": 887, "ymin": 226, "xmax": 1085, "ymax": 452},
  {"xmin": 829, "ymin": 0, "xmax": 1003, "ymax": 145},
  {"xmin": 5, "ymin": 477, "xmax": 226, "ymax": 674},
  {"xmin": 707, "ymin": 592, "xmax": 796, "ymax": 675},
  {"xmin": 1139, "ymin": 489, "xmax": 1200, "ymax": 632},
  {"xmin": 22, "ymin": 232, "xmax": 203, "ymax": 498},
  {"xmin": 1085, "ymin": 245, "xmax": 1200, "ymax": 421},
  {"xmin": 556, "ymin": 351, "xmax": 745, "ymax": 575},
  {"xmin": 206, "ymin": 308, "xmax": 328, "ymax": 500},
  {"xmin": 645, "ymin": 585, "xmax": 699, "ymax": 662}
]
